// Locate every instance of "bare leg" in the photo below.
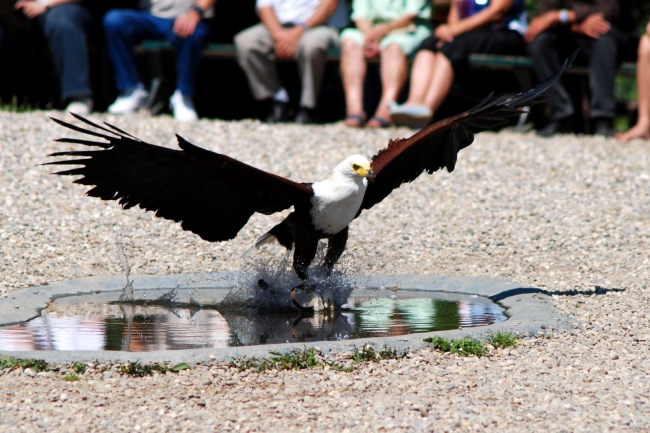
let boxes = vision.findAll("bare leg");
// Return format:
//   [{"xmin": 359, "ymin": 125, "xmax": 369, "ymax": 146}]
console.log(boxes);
[
  {"xmin": 368, "ymin": 44, "xmax": 408, "ymax": 127},
  {"xmin": 617, "ymin": 33, "xmax": 650, "ymax": 141},
  {"xmin": 341, "ymin": 38, "xmax": 367, "ymax": 126},
  {"xmin": 422, "ymin": 52, "xmax": 455, "ymax": 114},
  {"xmin": 389, "ymin": 50, "xmax": 449, "ymax": 128},
  {"xmin": 403, "ymin": 50, "xmax": 438, "ymax": 106}
]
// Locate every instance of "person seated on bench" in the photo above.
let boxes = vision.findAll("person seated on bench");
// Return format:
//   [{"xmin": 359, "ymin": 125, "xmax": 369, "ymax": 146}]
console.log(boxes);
[
  {"xmin": 234, "ymin": 0, "xmax": 340, "ymax": 125},
  {"xmin": 13, "ymin": 0, "xmax": 94, "ymax": 115},
  {"xmin": 388, "ymin": 0, "xmax": 526, "ymax": 128},
  {"xmin": 525, "ymin": 0, "xmax": 627, "ymax": 137},
  {"xmin": 103, "ymin": 0, "xmax": 215, "ymax": 122},
  {"xmin": 340, "ymin": 0, "xmax": 431, "ymax": 128},
  {"xmin": 617, "ymin": 21, "xmax": 650, "ymax": 142}
]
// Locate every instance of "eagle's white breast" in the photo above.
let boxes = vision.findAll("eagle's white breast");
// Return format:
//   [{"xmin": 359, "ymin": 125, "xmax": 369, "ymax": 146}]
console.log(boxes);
[{"xmin": 310, "ymin": 176, "xmax": 367, "ymax": 234}]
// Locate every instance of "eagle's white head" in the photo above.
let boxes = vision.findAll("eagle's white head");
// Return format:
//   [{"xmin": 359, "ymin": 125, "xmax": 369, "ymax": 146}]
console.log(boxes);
[{"xmin": 334, "ymin": 154, "xmax": 374, "ymax": 182}]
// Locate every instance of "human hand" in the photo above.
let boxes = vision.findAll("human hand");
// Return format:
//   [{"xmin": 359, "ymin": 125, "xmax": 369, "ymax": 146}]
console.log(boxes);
[
  {"xmin": 524, "ymin": 12, "xmax": 557, "ymax": 43},
  {"xmin": 173, "ymin": 10, "xmax": 201, "ymax": 38},
  {"xmin": 273, "ymin": 26, "xmax": 303, "ymax": 59},
  {"xmin": 362, "ymin": 29, "xmax": 382, "ymax": 58},
  {"xmin": 435, "ymin": 24, "xmax": 455, "ymax": 43},
  {"xmin": 363, "ymin": 40, "xmax": 380, "ymax": 57},
  {"xmin": 15, "ymin": 1, "xmax": 47, "ymax": 18},
  {"xmin": 572, "ymin": 13, "xmax": 609, "ymax": 38}
]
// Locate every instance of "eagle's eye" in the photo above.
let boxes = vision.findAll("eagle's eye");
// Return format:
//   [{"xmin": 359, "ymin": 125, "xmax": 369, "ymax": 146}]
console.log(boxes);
[{"xmin": 352, "ymin": 164, "xmax": 360, "ymax": 171}]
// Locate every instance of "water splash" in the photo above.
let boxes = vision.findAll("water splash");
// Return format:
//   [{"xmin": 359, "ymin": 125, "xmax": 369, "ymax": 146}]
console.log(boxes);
[
  {"xmin": 119, "ymin": 302, "xmax": 135, "ymax": 350},
  {"xmin": 155, "ymin": 286, "xmax": 178, "ymax": 304},
  {"xmin": 221, "ymin": 241, "xmax": 355, "ymax": 310},
  {"xmin": 116, "ymin": 236, "xmax": 134, "ymax": 303}
]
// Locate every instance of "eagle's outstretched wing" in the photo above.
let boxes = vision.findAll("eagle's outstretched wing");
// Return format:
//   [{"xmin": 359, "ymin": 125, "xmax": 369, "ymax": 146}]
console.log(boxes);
[
  {"xmin": 357, "ymin": 51, "xmax": 577, "ymax": 216},
  {"xmin": 46, "ymin": 114, "xmax": 313, "ymax": 242}
]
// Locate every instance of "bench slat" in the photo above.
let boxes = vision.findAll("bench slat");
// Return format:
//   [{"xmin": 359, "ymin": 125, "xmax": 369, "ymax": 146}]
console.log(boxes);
[{"xmin": 136, "ymin": 41, "xmax": 637, "ymax": 75}]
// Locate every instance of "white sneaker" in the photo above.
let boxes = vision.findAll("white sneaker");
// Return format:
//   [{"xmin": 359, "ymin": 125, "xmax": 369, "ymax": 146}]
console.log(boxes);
[
  {"xmin": 108, "ymin": 87, "xmax": 148, "ymax": 114},
  {"xmin": 389, "ymin": 101, "xmax": 432, "ymax": 128},
  {"xmin": 65, "ymin": 99, "xmax": 93, "ymax": 116},
  {"xmin": 169, "ymin": 90, "xmax": 198, "ymax": 122}
]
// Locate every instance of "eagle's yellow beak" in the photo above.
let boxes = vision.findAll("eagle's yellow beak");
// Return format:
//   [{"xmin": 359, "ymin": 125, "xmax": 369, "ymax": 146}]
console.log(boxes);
[{"xmin": 355, "ymin": 165, "xmax": 374, "ymax": 182}]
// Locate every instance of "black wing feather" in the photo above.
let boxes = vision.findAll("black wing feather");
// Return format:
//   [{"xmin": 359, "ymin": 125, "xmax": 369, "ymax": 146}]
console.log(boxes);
[
  {"xmin": 46, "ymin": 117, "xmax": 313, "ymax": 242},
  {"xmin": 357, "ymin": 51, "xmax": 577, "ymax": 217}
]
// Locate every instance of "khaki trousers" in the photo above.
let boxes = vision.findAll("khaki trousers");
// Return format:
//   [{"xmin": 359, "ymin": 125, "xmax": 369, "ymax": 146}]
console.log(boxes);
[{"xmin": 235, "ymin": 23, "xmax": 339, "ymax": 109}]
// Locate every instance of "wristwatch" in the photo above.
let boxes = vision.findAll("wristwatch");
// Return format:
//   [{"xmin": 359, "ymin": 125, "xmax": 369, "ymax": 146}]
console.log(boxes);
[
  {"xmin": 193, "ymin": 5, "xmax": 204, "ymax": 16},
  {"xmin": 559, "ymin": 9, "xmax": 569, "ymax": 23},
  {"xmin": 36, "ymin": 0, "xmax": 50, "ymax": 11}
]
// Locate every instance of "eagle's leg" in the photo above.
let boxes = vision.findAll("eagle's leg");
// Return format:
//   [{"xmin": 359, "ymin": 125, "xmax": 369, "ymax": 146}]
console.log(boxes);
[
  {"xmin": 290, "ymin": 235, "xmax": 320, "ymax": 311},
  {"xmin": 324, "ymin": 227, "xmax": 349, "ymax": 275},
  {"xmin": 306, "ymin": 228, "xmax": 349, "ymax": 311}
]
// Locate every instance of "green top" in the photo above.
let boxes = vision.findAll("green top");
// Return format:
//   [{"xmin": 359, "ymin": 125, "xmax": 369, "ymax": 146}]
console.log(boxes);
[{"xmin": 350, "ymin": 0, "xmax": 431, "ymax": 23}]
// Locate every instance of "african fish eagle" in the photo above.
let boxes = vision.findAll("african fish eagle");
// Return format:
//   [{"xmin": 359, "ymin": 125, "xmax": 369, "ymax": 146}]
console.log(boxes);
[{"xmin": 46, "ymin": 53, "xmax": 575, "ymax": 310}]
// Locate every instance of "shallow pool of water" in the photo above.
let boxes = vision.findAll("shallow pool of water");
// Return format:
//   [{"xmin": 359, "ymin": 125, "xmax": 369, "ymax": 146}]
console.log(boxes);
[{"xmin": 0, "ymin": 289, "xmax": 507, "ymax": 351}]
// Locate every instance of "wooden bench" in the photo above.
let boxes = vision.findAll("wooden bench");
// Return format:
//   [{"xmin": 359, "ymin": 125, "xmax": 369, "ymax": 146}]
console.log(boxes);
[
  {"xmin": 467, "ymin": 53, "xmax": 636, "ymax": 90},
  {"xmin": 136, "ymin": 41, "xmax": 638, "ymax": 122},
  {"xmin": 138, "ymin": 40, "xmax": 638, "ymax": 71}
]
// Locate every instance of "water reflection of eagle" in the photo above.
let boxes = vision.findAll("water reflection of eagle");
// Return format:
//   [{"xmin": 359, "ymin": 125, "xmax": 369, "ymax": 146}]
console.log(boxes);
[{"xmin": 46, "ymin": 55, "xmax": 574, "ymax": 311}]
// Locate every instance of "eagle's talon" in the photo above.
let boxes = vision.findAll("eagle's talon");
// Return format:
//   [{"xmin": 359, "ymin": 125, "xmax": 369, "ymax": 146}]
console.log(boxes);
[{"xmin": 291, "ymin": 284, "xmax": 315, "ymax": 312}]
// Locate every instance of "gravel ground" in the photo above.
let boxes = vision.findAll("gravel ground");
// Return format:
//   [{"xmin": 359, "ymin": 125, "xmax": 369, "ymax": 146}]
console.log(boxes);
[{"xmin": 0, "ymin": 111, "xmax": 649, "ymax": 432}]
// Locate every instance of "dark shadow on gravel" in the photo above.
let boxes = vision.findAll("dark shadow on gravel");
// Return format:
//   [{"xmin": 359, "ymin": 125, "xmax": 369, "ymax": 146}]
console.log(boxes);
[{"xmin": 490, "ymin": 285, "xmax": 626, "ymax": 302}]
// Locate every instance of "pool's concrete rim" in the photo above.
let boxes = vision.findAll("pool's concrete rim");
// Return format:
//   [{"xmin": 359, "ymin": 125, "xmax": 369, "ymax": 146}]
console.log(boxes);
[{"xmin": 0, "ymin": 272, "xmax": 571, "ymax": 364}]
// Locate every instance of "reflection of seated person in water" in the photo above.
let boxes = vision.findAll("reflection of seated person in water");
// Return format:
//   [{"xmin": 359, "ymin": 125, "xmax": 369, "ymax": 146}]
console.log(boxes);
[
  {"xmin": 0, "ymin": 317, "xmax": 106, "ymax": 351},
  {"xmin": 122, "ymin": 308, "xmax": 232, "ymax": 351}
]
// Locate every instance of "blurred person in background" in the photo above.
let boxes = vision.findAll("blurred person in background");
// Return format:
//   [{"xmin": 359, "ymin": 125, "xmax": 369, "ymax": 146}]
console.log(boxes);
[
  {"xmin": 616, "ymin": 21, "xmax": 650, "ymax": 141},
  {"xmin": 235, "ymin": 0, "xmax": 340, "ymax": 125},
  {"xmin": 103, "ymin": 0, "xmax": 216, "ymax": 122},
  {"xmin": 340, "ymin": 0, "xmax": 432, "ymax": 128},
  {"xmin": 13, "ymin": 0, "xmax": 94, "ymax": 114},
  {"xmin": 388, "ymin": 0, "xmax": 526, "ymax": 128},
  {"xmin": 526, "ymin": 0, "xmax": 624, "ymax": 137}
]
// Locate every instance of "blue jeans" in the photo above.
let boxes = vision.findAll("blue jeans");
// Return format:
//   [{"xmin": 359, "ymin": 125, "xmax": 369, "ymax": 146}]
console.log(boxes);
[
  {"xmin": 103, "ymin": 9, "xmax": 210, "ymax": 98},
  {"xmin": 37, "ymin": 3, "xmax": 93, "ymax": 101}
]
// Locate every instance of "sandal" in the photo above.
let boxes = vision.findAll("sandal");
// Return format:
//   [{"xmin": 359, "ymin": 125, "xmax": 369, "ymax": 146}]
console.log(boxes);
[
  {"xmin": 366, "ymin": 115, "xmax": 391, "ymax": 129},
  {"xmin": 344, "ymin": 114, "xmax": 366, "ymax": 127}
]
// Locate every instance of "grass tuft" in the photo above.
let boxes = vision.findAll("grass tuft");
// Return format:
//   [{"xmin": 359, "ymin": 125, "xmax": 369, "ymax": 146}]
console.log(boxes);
[
  {"xmin": 231, "ymin": 345, "xmax": 407, "ymax": 373},
  {"xmin": 350, "ymin": 345, "xmax": 406, "ymax": 363},
  {"xmin": 0, "ymin": 356, "xmax": 58, "ymax": 372},
  {"xmin": 72, "ymin": 362, "xmax": 87, "ymax": 374},
  {"xmin": 170, "ymin": 362, "xmax": 190, "ymax": 372},
  {"xmin": 120, "ymin": 362, "xmax": 154, "ymax": 377},
  {"xmin": 425, "ymin": 336, "xmax": 488, "ymax": 357},
  {"xmin": 0, "ymin": 96, "xmax": 33, "ymax": 113},
  {"xmin": 231, "ymin": 347, "xmax": 321, "ymax": 372},
  {"xmin": 269, "ymin": 348, "xmax": 320, "ymax": 370},
  {"xmin": 63, "ymin": 373, "xmax": 80, "ymax": 382},
  {"xmin": 119, "ymin": 362, "xmax": 190, "ymax": 377},
  {"xmin": 487, "ymin": 331, "xmax": 518, "ymax": 349}
]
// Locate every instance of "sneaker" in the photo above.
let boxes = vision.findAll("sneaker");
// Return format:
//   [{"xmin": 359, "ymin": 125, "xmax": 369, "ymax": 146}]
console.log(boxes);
[
  {"xmin": 65, "ymin": 98, "xmax": 93, "ymax": 116},
  {"xmin": 389, "ymin": 101, "xmax": 432, "ymax": 128},
  {"xmin": 169, "ymin": 90, "xmax": 198, "ymax": 122},
  {"xmin": 108, "ymin": 87, "xmax": 148, "ymax": 114}
]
